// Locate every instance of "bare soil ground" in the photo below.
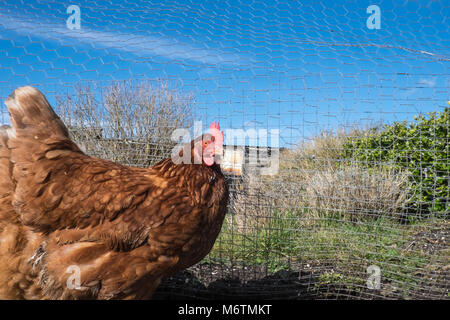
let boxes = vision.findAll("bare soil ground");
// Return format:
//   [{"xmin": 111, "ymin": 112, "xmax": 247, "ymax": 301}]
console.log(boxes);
[{"xmin": 154, "ymin": 262, "xmax": 393, "ymax": 300}]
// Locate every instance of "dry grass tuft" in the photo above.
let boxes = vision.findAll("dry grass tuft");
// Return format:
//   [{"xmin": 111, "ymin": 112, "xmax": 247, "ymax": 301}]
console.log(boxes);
[
  {"xmin": 229, "ymin": 174, "xmax": 280, "ymax": 233},
  {"xmin": 302, "ymin": 164, "xmax": 411, "ymax": 221}
]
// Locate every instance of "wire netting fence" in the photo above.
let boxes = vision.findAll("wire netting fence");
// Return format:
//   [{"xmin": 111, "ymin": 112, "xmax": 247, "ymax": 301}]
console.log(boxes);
[{"xmin": 0, "ymin": 0, "xmax": 448, "ymax": 299}]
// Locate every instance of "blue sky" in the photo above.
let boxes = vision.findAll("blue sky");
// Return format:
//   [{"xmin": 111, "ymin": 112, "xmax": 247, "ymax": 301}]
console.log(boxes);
[{"xmin": 0, "ymin": 0, "xmax": 448, "ymax": 147}]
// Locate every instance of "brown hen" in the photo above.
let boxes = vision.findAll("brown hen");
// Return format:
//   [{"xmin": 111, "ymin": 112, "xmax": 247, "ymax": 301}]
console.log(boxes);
[{"xmin": 0, "ymin": 86, "xmax": 228, "ymax": 299}]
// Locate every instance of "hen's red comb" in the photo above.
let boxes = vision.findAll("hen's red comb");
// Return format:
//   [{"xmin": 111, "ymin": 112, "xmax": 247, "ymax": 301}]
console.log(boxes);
[
  {"xmin": 209, "ymin": 121, "xmax": 224, "ymax": 144},
  {"xmin": 210, "ymin": 121, "xmax": 220, "ymax": 131}
]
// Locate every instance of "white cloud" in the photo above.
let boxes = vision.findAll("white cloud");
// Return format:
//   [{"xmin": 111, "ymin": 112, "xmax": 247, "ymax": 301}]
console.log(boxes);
[
  {"xmin": 419, "ymin": 78, "xmax": 436, "ymax": 87},
  {"xmin": 0, "ymin": 11, "xmax": 244, "ymax": 66}
]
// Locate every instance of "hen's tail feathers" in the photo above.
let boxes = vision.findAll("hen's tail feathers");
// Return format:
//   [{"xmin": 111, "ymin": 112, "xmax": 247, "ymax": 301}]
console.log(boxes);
[
  {"xmin": 5, "ymin": 86, "xmax": 70, "ymax": 140},
  {"xmin": 4, "ymin": 86, "xmax": 82, "ymax": 173},
  {"xmin": 0, "ymin": 124, "xmax": 12, "ymax": 149},
  {"xmin": 0, "ymin": 125, "xmax": 13, "ymax": 198}
]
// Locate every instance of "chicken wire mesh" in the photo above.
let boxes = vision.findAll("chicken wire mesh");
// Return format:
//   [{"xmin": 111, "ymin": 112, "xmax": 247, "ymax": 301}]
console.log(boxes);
[{"xmin": 0, "ymin": 0, "xmax": 448, "ymax": 299}]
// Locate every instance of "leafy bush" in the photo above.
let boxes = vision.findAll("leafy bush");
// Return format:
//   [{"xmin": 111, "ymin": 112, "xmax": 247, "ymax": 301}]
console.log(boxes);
[{"xmin": 343, "ymin": 108, "xmax": 449, "ymax": 217}]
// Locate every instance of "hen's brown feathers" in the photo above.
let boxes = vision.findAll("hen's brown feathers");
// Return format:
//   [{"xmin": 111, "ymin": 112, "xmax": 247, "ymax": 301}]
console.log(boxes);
[{"xmin": 0, "ymin": 86, "xmax": 228, "ymax": 299}]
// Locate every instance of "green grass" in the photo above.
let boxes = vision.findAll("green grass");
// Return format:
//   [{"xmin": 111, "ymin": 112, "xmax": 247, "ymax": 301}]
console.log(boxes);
[{"xmin": 205, "ymin": 210, "xmax": 448, "ymax": 298}]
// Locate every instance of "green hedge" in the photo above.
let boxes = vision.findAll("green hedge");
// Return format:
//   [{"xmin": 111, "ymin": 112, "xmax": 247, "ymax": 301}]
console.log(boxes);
[{"xmin": 343, "ymin": 107, "xmax": 449, "ymax": 216}]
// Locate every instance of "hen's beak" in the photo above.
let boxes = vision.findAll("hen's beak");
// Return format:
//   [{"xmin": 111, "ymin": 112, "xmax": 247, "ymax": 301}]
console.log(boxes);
[{"xmin": 214, "ymin": 144, "xmax": 223, "ymax": 164}]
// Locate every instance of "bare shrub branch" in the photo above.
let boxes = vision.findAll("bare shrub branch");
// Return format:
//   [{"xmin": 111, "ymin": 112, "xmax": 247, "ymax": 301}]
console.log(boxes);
[{"xmin": 56, "ymin": 81, "xmax": 193, "ymax": 167}]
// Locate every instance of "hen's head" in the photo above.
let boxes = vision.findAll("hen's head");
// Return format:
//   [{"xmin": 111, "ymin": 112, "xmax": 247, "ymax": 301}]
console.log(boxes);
[{"xmin": 193, "ymin": 121, "xmax": 224, "ymax": 166}]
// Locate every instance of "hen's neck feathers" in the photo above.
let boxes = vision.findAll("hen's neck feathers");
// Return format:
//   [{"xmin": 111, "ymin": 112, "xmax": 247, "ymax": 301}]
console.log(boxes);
[
  {"xmin": 150, "ymin": 158, "xmax": 228, "ymax": 206},
  {"xmin": 153, "ymin": 157, "xmax": 225, "ymax": 185}
]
